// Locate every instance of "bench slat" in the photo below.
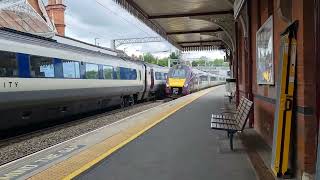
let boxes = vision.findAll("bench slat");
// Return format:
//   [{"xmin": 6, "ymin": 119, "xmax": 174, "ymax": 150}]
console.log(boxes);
[{"xmin": 210, "ymin": 96, "xmax": 253, "ymax": 132}]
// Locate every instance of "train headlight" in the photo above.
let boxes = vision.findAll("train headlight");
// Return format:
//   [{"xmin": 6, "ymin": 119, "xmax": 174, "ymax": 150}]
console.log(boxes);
[
  {"xmin": 184, "ymin": 83, "xmax": 188, "ymax": 87},
  {"xmin": 166, "ymin": 83, "xmax": 170, "ymax": 87}
]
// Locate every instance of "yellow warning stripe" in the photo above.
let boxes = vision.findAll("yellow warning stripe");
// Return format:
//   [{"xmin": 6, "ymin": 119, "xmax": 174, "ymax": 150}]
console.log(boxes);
[
  {"xmin": 63, "ymin": 88, "xmax": 211, "ymax": 179},
  {"xmin": 61, "ymin": 87, "xmax": 214, "ymax": 180}
]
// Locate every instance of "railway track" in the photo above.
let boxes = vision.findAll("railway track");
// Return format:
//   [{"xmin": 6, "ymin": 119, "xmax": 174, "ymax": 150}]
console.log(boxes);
[
  {"xmin": 0, "ymin": 101, "xmax": 150, "ymax": 146},
  {"xmin": 0, "ymin": 99, "xmax": 170, "ymax": 166}
]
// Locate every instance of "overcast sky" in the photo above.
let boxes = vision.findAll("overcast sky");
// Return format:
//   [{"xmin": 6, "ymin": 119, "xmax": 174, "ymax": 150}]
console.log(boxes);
[{"xmin": 44, "ymin": 0, "xmax": 225, "ymax": 59}]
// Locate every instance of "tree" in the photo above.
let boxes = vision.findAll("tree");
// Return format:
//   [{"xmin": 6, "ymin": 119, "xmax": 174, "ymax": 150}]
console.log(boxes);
[
  {"xmin": 169, "ymin": 51, "xmax": 180, "ymax": 59},
  {"xmin": 212, "ymin": 59, "xmax": 225, "ymax": 66},
  {"xmin": 192, "ymin": 61, "xmax": 198, "ymax": 67},
  {"xmin": 138, "ymin": 55, "xmax": 143, "ymax": 61},
  {"xmin": 158, "ymin": 57, "xmax": 169, "ymax": 67},
  {"xmin": 143, "ymin": 53, "xmax": 157, "ymax": 64}
]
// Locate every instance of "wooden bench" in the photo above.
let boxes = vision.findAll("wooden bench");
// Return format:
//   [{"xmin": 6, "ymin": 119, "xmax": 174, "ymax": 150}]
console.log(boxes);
[{"xmin": 210, "ymin": 97, "xmax": 253, "ymax": 150}]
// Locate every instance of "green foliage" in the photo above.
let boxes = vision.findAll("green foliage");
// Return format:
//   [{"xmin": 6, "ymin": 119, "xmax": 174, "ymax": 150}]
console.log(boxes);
[
  {"xmin": 143, "ymin": 53, "xmax": 157, "ymax": 64},
  {"xmin": 169, "ymin": 51, "xmax": 180, "ymax": 59},
  {"xmin": 142, "ymin": 53, "xmax": 169, "ymax": 67},
  {"xmin": 212, "ymin": 59, "xmax": 225, "ymax": 66},
  {"xmin": 85, "ymin": 71, "xmax": 98, "ymax": 79},
  {"xmin": 191, "ymin": 61, "xmax": 198, "ymax": 67},
  {"xmin": 191, "ymin": 58, "xmax": 229, "ymax": 67},
  {"xmin": 158, "ymin": 58, "xmax": 169, "ymax": 67}
]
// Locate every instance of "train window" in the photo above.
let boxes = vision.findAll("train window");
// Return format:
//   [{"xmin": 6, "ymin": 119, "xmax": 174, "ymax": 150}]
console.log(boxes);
[
  {"xmin": 85, "ymin": 63, "xmax": 99, "ymax": 79},
  {"xmin": 119, "ymin": 67, "xmax": 137, "ymax": 80},
  {"xmin": 139, "ymin": 70, "xmax": 142, "ymax": 80},
  {"xmin": 171, "ymin": 69, "xmax": 187, "ymax": 78},
  {"xmin": 0, "ymin": 51, "xmax": 18, "ymax": 77},
  {"xmin": 30, "ymin": 55, "xmax": 55, "ymax": 78},
  {"xmin": 131, "ymin": 69, "xmax": 137, "ymax": 80},
  {"xmin": 103, "ymin": 65, "xmax": 113, "ymax": 79},
  {"xmin": 62, "ymin": 60, "xmax": 80, "ymax": 79},
  {"xmin": 113, "ymin": 67, "xmax": 120, "ymax": 79},
  {"xmin": 155, "ymin": 72, "xmax": 161, "ymax": 80},
  {"xmin": 120, "ymin": 67, "xmax": 128, "ymax": 80},
  {"xmin": 200, "ymin": 76, "xmax": 208, "ymax": 81}
]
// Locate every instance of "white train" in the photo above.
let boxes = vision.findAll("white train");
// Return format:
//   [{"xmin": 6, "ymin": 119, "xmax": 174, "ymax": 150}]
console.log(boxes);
[{"xmin": 0, "ymin": 28, "xmax": 169, "ymax": 132}]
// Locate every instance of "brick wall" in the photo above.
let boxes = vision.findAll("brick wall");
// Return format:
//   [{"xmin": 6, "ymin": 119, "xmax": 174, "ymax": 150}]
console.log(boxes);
[
  {"xmin": 46, "ymin": 3, "xmax": 66, "ymax": 36},
  {"xmin": 236, "ymin": 0, "xmax": 318, "ymax": 177}
]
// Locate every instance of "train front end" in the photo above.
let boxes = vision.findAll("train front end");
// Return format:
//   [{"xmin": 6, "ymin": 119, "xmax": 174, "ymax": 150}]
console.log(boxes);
[{"xmin": 165, "ymin": 65, "xmax": 191, "ymax": 96}]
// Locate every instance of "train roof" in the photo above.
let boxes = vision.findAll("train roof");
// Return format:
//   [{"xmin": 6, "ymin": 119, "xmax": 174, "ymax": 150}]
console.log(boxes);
[
  {"xmin": 53, "ymin": 35, "xmax": 118, "ymax": 56},
  {"xmin": 0, "ymin": 28, "xmax": 171, "ymax": 70},
  {"xmin": 170, "ymin": 64, "xmax": 215, "ymax": 76},
  {"xmin": 0, "ymin": 27, "xmax": 119, "ymax": 58}
]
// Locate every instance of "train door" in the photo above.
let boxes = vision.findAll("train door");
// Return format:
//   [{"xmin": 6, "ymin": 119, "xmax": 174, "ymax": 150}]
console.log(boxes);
[
  {"xmin": 150, "ymin": 68, "xmax": 155, "ymax": 90},
  {"xmin": 141, "ymin": 64, "xmax": 148, "ymax": 100}
]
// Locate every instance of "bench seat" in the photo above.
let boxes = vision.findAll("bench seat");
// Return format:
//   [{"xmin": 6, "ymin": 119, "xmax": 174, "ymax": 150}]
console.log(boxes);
[{"xmin": 210, "ymin": 97, "xmax": 253, "ymax": 150}]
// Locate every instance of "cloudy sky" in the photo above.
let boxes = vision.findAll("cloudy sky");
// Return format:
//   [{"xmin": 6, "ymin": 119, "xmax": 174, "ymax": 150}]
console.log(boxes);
[{"xmin": 44, "ymin": 0, "xmax": 225, "ymax": 59}]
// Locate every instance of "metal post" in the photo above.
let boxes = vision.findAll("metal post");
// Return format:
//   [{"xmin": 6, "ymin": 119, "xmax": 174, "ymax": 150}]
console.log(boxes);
[
  {"xmin": 94, "ymin": 38, "xmax": 100, "ymax": 46},
  {"xmin": 110, "ymin": 40, "xmax": 116, "ymax": 50},
  {"xmin": 235, "ymin": 21, "xmax": 240, "ymax": 106}
]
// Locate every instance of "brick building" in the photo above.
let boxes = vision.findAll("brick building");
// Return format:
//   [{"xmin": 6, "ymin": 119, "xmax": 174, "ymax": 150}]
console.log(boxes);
[
  {"xmin": 234, "ymin": 0, "xmax": 319, "ymax": 179},
  {"xmin": 45, "ymin": 0, "xmax": 66, "ymax": 36}
]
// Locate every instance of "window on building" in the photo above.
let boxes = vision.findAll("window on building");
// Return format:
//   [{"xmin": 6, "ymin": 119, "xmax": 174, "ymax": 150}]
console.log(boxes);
[
  {"xmin": 103, "ymin": 65, "xmax": 113, "ymax": 79},
  {"xmin": 62, "ymin": 60, "xmax": 80, "ymax": 78},
  {"xmin": 85, "ymin": 63, "xmax": 99, "ymax": 79},
  {"xmin": 0, "ymin": 51, "xmax": 18, "ymax": 77},
  {"xmin": 30, "ymin": 55, "xmax": 55, "ymax": 78}
]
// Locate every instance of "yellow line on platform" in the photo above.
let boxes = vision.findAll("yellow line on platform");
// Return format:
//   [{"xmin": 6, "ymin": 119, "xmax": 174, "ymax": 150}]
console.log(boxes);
[{"xmin": 63, "ymin": 88, "xmax": 213, "ymax": 180}]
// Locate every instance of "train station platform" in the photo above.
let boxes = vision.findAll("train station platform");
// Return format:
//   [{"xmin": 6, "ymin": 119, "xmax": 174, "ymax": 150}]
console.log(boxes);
[{"xmin": 0, "ymin": 86, "xmax": 257, "ymax": 180}]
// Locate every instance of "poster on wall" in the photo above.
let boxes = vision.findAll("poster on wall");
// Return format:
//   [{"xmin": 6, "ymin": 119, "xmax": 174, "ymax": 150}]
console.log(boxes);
[{"xmin": 256, "ymin": 16, "xmax": 274, "ymax": 85}]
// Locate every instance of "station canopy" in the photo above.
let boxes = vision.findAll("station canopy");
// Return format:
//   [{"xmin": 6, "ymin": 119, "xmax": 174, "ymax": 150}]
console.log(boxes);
[{"xmin": 114, "ymin": 0, "xmax": 236, "ymax": 52}]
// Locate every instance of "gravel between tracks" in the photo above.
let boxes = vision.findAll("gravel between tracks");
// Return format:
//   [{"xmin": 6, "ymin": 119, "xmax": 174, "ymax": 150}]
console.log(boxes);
[{"xmin": 0, "ymin": 101, "xmax": 164, "ymax": 166}]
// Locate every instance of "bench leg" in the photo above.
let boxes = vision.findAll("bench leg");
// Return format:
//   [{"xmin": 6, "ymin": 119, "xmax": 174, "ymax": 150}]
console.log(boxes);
[{"xmin": 229, "ymin": 132, "xmax": 234, "ymax": 151}]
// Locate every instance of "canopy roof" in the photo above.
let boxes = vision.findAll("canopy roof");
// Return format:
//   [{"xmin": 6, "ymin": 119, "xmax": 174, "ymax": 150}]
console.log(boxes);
[{"xmin": 114, "ymin": 0, "xmax": 236, "ymax": 51}]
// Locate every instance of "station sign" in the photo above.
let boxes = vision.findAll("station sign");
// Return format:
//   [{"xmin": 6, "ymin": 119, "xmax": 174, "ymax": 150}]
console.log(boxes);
[{"xmin": 234, "ymin": 0, "xmax": 246, "ymax": 19}]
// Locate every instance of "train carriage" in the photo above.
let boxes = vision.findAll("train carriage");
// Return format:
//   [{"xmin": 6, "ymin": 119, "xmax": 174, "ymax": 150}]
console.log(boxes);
[
  {"xmin": 165, "ymin": 64, "xmax": 219, "ymax": 96},
  {"xmin": 0, "ymin": 28, "xmax": 168, "ymax": 132}
]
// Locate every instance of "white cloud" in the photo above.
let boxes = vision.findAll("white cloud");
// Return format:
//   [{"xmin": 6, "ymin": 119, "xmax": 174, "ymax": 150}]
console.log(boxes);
[{"xmin": 44, "ymin": 0, "xmax": 224, "ymax": 59}]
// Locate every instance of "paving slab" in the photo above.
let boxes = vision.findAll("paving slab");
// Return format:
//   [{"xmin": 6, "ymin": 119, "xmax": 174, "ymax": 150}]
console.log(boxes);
[{"xmin": 77, "ymin": 86, "xmax": 257, "ymax": 180}]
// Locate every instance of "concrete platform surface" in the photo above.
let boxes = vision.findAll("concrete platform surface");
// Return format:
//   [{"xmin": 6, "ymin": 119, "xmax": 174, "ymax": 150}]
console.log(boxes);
[
  {"xmin": 0, "ymin": 86, "xmax": 216, "ymax": 180},
  {"xmin": 77, "ymin": 86, "xmax": 257, "ymax": 180}
]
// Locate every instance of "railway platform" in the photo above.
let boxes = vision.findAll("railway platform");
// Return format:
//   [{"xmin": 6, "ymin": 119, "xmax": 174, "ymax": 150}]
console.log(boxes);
[{"xmin": 0, "ymin": 86, "xmax": 257, "ymax": 180}]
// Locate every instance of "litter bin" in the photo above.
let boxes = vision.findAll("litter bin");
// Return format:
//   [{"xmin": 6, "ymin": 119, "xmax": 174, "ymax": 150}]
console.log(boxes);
[{"xmin": 225, "ymin": 78, "xmax": 236, "ymax": 103}]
